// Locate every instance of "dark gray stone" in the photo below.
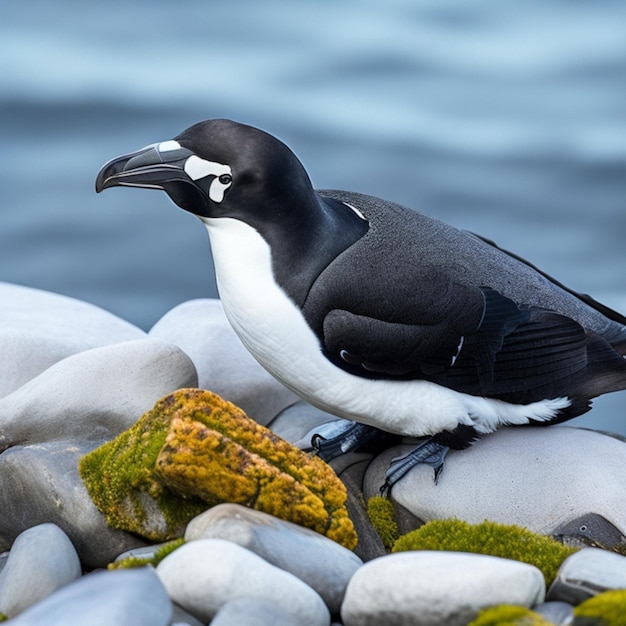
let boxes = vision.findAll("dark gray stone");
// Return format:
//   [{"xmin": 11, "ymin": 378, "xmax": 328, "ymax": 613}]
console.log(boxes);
[{"xmin": 0, "ymin": 440, "xmax": 147, "ymax": 569}]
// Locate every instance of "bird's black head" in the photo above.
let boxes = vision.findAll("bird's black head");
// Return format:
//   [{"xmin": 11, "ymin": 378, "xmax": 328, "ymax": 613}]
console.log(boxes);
[{"xmin": 95, "ymin": 119, "xmax": 316, "ymax": 231}]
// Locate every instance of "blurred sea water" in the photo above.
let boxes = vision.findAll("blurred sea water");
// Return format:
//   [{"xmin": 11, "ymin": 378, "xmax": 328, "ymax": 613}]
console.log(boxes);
[{"xmin": 1, "ymin": 0, "xmax": 626, "ymax": 432}]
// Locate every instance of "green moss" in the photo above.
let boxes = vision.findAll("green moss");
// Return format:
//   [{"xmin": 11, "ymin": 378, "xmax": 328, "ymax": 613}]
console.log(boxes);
[
  {"xmin": 0, "ymin": 613, "xmax": 7, "ymax": 622},
  {"xmin": 392, "ymin": 519, "xmax": 576, "ymax": 586},
  {"xmin": 80, "ymin": 389, "xmax": 357, "ymax": 549},
  {"xmin": 573, "ymin": 589, "xmax": 626, "ymax": 626},
  {"xmin": 468, "ymin": 605, "xmax": 555, "ymax": 625},
  {"xmin": 108, "ymin": 538, "xmax": 185, "ymax": 570},
  {"xmin": 79, "ymin": 392, "xmax": 207, "ymax": 540},
  {"xmin": 367, "ymin": 496, "xmax": 399, "ymax": 549}
]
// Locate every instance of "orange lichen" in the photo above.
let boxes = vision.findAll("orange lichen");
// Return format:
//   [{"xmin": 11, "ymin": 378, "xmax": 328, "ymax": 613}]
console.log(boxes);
[{"xmin": 79, "ymin": 388, "xmax": 357, "ymax": 549}]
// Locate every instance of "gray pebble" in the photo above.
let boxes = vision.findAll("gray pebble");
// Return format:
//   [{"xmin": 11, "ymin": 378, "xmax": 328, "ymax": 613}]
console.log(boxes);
[
  {"xmin": 211, "ymin": 597, "xmax": 299, "ymax": 626},
  {"xmin": 156, "ymin": 538, "xmax": 330, "ymax": 626},
  {"xmin": 185, "ymin": 503, "xmax": 362, "ymax": 614},
  {"xmin": 0, "ymin": 339, "xmax": 197, "ymax": 452},
  {"xmin": 533, "ymin": 601, "xmax": 575, "ymax": 625},
  {"xmin": 547, "ymin": 547, "xmax": 626, "ymax": 604},
  {"xmin": 8, "ymin": 567, "xmax": 172, "ymax": 626},
  {"xmin": 0, "ymin": 282, "xmax": 145, "ymax": 398},
  {"xmin": 341, "ymin": 550, "xmax": 545, "ymax": 626},
  {"xmin": 0, "ymin": 523, "xmax": 81, "ymax": 619}
]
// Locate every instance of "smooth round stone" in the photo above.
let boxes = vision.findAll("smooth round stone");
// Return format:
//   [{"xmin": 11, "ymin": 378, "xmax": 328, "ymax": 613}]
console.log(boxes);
[
  {"xmin": 341, "ymin": 550, "xmax": 545, "ymax": 626},
  {"xmin": 0, "ymin": 440, "xmax": 147, "ymax": 569},
  {"xmin": 547, "ymin": 547, "xmax": 626, "ymax": 604},
  {"xmin": 185, "ymin": 503, "xmax": 363, "ymax": 614},
  {"xmin": 171, "ymin": 604, "xmax": 206, "ymax": 626},
  {"xmin": 211, "ymin": 597, "xmax": 300, "ymax": 626},
  {"xmin": 364, "ymin": 427, "xmax": 626, "ymax": 544},
  {"xmin": 0, "ymin": 282, "xmax": 145, "ymax": 398},
  {"xmin": 149, "ymin": 299, "xmax": 298, "ymax": 424},
  {"xmin": 0, "ymin": 523, "xmax": 81, "ymax": 619},
  {"xmin": 156, "ymin": 538, "xmax": 330, "ymax": 626},
  {"xmin": 8, "ymin": 567, "xmax": 172, "ymax": 626},
  {"xmin": 268, "ymin": 402, "xmax": 341, "ymax": 444},
  {"xmin": 0, "ymin": 339, "xmax": 197, "ymax": 452},
  {"xmin": 533, "ymin": 601, "xmax": 575, "ymax": 625}
]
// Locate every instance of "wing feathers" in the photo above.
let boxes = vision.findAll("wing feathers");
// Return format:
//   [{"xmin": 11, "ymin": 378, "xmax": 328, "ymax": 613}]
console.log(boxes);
[{"xmin": 322, "ymin": 284, "xmax": 626, "ymax": 404}]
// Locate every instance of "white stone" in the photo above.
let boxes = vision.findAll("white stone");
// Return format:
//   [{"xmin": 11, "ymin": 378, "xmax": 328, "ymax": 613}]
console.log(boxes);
[
  {"xmin": 0, "ymin": 523, "xmax": 81, "ymax": 618},
  {"xmin": 149, "ymin": 299, "xmax": 297, "ymax": 424},
  {"xmin": 364, "ymin": 427, "xmax": 626, "ymax": 544},
  {"xmin": 185, "ymin": 503, "xmax": 362, "ymax": 614},
  {"xmin": 8, "ymin": 567, "xmax": 172, "ymax": 626},
  {"xmin": 0, "ymin": 282, "xmax": 145, "ymax": 398},
  {"xmin": 341, "ymin": 550, "xmax": 545, "ymax": 626},
  {"xmin": 547, "ymin": 547, "xmax": 626, "ymax": 604},
  {"xmin": 156, "ymin": 538, "xmax": 330, "ymax": 626},
  {"xmin": 211, "ymin": 597, "xmax": 300, "ymax": 626},
  {"xmin": 0, "ymin": 339, "xmax": 197, "ymax": 452}
]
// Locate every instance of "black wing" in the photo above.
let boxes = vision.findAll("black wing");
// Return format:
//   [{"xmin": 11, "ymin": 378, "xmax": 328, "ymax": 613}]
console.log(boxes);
[{"xmin": 322, "ymin": 285, "xmax": 626, "ymax": 405}]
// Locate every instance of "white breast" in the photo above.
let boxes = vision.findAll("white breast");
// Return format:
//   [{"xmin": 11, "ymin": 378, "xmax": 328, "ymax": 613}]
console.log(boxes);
[{"xmin": 200, "ymin": 216, "xmax": 570, "ymax": 437}]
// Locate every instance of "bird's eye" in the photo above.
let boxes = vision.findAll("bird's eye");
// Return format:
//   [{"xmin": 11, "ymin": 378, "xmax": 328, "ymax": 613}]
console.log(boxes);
[{"xmin": 219, "ymin": 173, "xmax": 232, "ymax": 185}]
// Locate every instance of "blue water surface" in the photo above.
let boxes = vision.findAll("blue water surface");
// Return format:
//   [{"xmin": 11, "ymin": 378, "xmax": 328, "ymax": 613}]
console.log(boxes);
[{"xmin": 1, "ymin": 0, "xmax": 626, "ymax": 432}]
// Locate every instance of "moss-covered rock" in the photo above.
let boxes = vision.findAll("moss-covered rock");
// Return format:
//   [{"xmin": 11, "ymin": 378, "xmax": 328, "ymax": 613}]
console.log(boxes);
[
  {"xmin": 468, "ymin": 604, "xmax": 555, "ymax": 625},
  {"xmin": 392, "ymin": 519, "xmax": 576, "ymax": 586},
  {"xmin": 108, "ymin": 538, "xmax": 185, "ymax": 570},
  {"xmin": 573, "ymin": 588, "xmax": 626, "ymax": 626},
  {"xmin": 366, "ymin": 496, "xmax": 399, "ymax": 549},
  {"xmin": 79, "ymin": 388, "xmax": 357, "ymax": 549}
]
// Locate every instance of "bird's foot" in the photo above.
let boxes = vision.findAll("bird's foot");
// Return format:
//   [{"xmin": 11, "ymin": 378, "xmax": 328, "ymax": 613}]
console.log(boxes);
[
  {"xmin": 298, "ymin": 419, "xmax": 386, "ymax": 462},
  {"xmin": 380, "ymin": 439, "xmax": 450, "ymax": 496}
]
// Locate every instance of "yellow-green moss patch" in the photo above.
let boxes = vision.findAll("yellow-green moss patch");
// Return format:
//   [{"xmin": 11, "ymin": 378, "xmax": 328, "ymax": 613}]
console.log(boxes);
[
  {"xmin": 80, "ymin": 388, "xmax": 357, "ymax": 549},
  {"xmin": 468, "ymin": 605, "xmax": 555, "ymax": 626},
  {"xmin": 392, "ymin": 519, "xmax": 576, "ymax": 586},
  {"xmin": 108, "ymin": 538, "xmax": 185, "ymax": 570},
  {"xmin": 366, "ymin": 496, "xmax": 398, "ymax": 549},
  {"xmin": 573, "ymin": 589, "xmax": 626, "ymax": 626}
]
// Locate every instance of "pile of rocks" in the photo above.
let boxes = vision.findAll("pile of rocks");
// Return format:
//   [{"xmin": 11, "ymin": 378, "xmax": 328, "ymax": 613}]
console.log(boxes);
[
  {"xmin": 2, "ymin": 281, "xmax": 626, "ymax": 625},
  {"xmin": 2, "ymin": 510, "xmax": 626, "ymax": 625}
]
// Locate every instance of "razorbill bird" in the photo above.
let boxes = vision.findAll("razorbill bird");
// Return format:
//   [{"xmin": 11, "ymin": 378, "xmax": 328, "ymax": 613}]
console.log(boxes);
[{"xmin": 96, "ymin": 119, "xmax": 626, "ymax": 491}]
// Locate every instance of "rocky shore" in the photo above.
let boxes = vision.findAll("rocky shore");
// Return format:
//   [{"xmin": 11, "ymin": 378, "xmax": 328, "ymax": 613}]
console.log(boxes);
[{"xmin": 2, "ymin": 281, "xmax": 626, "ymax": 625}]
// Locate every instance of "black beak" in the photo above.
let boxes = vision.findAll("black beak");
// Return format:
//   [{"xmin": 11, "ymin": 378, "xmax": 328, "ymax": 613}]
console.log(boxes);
[{"xmin": 95, "ymin": 142, "xmax": 209, "ymax": 215}]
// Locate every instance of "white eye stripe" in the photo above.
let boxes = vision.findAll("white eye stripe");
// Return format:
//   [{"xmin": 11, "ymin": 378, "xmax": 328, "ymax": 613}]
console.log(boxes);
[
  {"xmin": 209, "ymin": 178, "xmax": 231, "ymax": 203},
  {"xmin": 184, "ymin": 155, "xmax": 231, "ymax": 182},
  {"xmin": 158, "ymin": 140, "xmax": 182, "ymax": 152}
]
